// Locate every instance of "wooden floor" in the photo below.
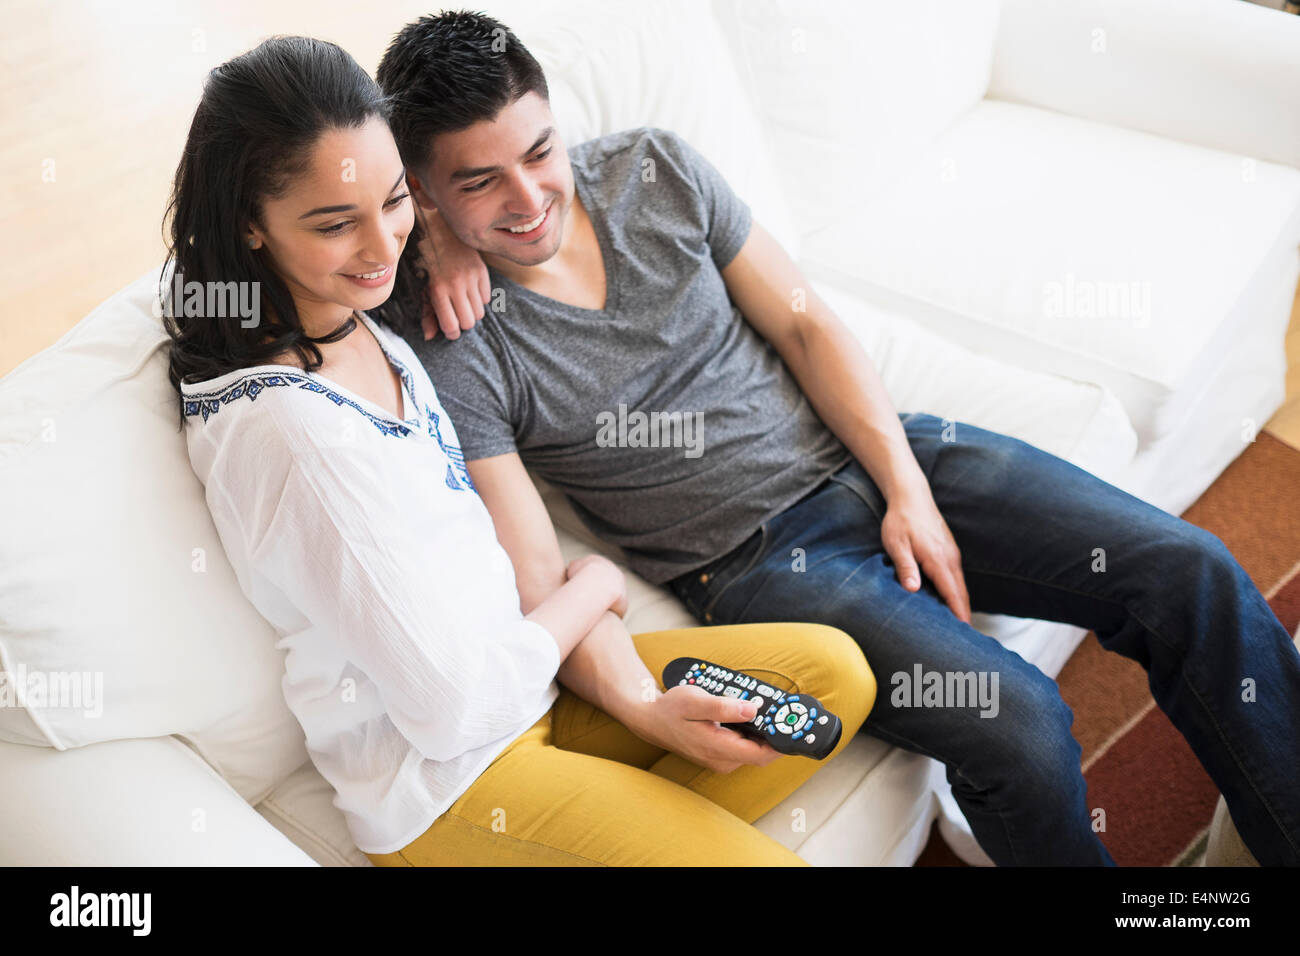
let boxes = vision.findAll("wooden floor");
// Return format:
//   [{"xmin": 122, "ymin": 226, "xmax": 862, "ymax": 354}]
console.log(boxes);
[{"xmin": 3, "ymin": 0, "xmax": 1299, "ymax": 452}]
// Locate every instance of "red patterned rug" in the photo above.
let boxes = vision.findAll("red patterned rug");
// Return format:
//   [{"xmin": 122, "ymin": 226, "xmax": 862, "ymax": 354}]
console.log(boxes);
[{"xmin": 917, "ymin": 430, "xmax": 1300, "ymax": 866}]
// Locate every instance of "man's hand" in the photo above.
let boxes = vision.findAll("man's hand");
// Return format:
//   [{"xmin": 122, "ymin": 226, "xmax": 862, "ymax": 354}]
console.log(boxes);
[
  {"xmin": 627, "ymin": 687, "xmax": 784, "ymax": 774},
  {"xmin": 880, "ymin": 483, "xmax": 972, "ymax": 624},
  {"xmin": 414, "ymin": 205, "xmax": 490, "ymax": 342}
]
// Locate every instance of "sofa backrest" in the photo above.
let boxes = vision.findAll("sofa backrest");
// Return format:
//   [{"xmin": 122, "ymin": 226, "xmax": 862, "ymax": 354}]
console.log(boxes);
[
  {"xmin": 710, "ymin": 0, "xmax": 1004, "ymax": 237},
  {"xmin": 989, "ymin": 0, "xmax": 1300, "ymax": 169},
  {"xmin": 484, "ymin": 0, "xmax": 802, "ymax": 257}
]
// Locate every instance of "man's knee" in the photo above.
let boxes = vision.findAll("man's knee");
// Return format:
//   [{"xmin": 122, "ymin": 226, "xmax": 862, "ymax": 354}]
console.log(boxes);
[{"xmin": 968, "ymin": 671, "xmax": 1081, "ymax": 790}]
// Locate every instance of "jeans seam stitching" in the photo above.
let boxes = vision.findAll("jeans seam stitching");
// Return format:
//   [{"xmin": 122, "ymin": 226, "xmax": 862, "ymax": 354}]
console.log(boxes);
[
  {"xmin": 702, "ymin": 524, "xmax": 770, "ymax": 618},
  {"xmin": 1174, "ymin": 667, "xmax": 1300, "ymax": 856},
  {"xmin": 963, "ymin": 564, "xmax": 1180, "ymax": 655},
  {"xmin": 827, "ymin": 472, "xmax": 884, "ymax": 523},
  {"xmin": 965, "ymin": 565, "xmax": 1296, "ymax": 859},
  {"xmin": 863, "ymin": 721, "xmax": 1026, "ymax": 865}
]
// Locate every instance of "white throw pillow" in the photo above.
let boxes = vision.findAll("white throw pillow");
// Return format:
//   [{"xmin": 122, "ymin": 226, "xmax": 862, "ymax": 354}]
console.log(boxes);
[{"xmin": 0, "ymin": 268, "xmax": 308, "ymax": 804}]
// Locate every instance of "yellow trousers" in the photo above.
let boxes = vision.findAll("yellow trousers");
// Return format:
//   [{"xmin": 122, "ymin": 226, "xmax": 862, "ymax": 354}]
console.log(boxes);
[{"xmin": 366, "ymin": 622, "xmax": 876, "ymax": 866}]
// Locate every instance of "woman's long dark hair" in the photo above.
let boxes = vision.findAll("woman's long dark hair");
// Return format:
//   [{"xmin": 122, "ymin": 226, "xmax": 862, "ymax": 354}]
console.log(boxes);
[{"xmin": 160, "ymin": 35, "xmax": 431, "ymax": 431}]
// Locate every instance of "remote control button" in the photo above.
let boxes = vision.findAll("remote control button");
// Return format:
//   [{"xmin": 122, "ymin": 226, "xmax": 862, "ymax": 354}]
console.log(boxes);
[
  {"xmin": 678, "ymin": 679, "xmax": 687, "ymax": 686},
  {"xmin": 793, "ymin": 731, "xmax": 803, "ymax": 740},
  {"xmin": 790, "ymin": 702, "xmax": 807, "ymax": 716},
  {"xmin": 805, "ymin": 734, "xmax": 816, "ymax": 744},
  {"xmin": 817, "ymin": 715, "xmax": 828, "ymax": 725},
  {"xmin": 789, "ymin": 696, "xmax": 800, "ymax": 702},
  {"xmin": 809, "ymin": 708, "xmax": 818, "ymax": 719},
  {"xmin": 767, "ymin": 726, "xmax": 776, "ymax": 735},
  {"xmin": 773, "ymin": 704, "xmax": 790, "ymax": 722},
  {"xmin": 791, "ymin": 715, "xmax": 806, "ymax": 731},
  {"xmin": 740, "ymin": 691, "xmax": 749, "ymax": 700},
  {"xmin": 724, "ymin": 686, "xmax": 741, "ymax": 698},
  {"xmin": 688, "ymin": 678, "xmax": 695, "ymax": 684},
  {"xmin": 693, "ymin": 663, "xmax": 703, "ymax": 671},
  {"xmin": 776, "ymin": 721, "xmax": 793, "ymax": 734},
  {"xmin": 757, "ymin": 685, "xmax": 774, "ymax": 698}
]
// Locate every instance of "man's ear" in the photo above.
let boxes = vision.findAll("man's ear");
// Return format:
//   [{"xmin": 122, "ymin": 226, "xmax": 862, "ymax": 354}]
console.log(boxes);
[{"xmin": 407, "ymin": 170, "xmax": 439, "ymax": 211}]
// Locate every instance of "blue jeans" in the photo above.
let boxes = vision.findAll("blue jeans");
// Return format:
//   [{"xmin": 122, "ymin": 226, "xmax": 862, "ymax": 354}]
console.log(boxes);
[{"xmin": 667, "ymin": 413, "xmax": 1300, "ymax": 866}]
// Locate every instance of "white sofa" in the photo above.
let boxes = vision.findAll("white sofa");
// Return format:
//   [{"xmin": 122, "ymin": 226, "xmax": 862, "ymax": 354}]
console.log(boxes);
[{"xmin": 2, "ymin": 0, "xmax": 1297, "ymax": 866}]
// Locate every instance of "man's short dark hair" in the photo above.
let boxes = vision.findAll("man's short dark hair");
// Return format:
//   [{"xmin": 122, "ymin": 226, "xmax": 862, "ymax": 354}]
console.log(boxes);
[{"xmin": 376, "ymin": 10, "xmax": 550, "ymax": 175}]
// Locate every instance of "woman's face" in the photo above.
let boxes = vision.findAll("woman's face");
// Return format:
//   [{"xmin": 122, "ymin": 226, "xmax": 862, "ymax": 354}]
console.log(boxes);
[{"xmin": 248, "ymin": 116, "xmax": 414, "ymax": 332}]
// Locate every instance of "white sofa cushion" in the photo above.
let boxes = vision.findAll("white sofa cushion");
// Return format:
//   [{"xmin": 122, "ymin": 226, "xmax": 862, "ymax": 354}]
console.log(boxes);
[
  {"xmin": 0, "ymin": 269, "xmax": 308, "ymax": 804},
  {"xmin": 800, "ymin": 98, "xmax": 1300, "ymax": 445},
  {"xmin": 0, "ymin": 736, "xmax": 316, "ymax": 866},
  {"xmin": 711, "ymin": 0, "xmax": 1004, "ymax": 237}
]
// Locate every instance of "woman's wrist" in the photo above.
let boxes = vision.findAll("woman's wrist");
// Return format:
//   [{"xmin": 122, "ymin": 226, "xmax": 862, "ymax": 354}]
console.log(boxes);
[
  {"xmin": 419, "ymin": 206, "xmax": 462, "ymax": 269},
  {"xmin": 575, "ymin": 559, "xmax": 625, "ymax": 614}
]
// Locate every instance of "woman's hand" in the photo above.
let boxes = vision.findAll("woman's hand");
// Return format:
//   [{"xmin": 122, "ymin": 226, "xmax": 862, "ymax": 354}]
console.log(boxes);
[
  {"xmin": 414, "ymin": 206, "xmax": 490, "ymax": 342},
  {"xmin": 628, "ymin": 689, "xmax": 783, "ymax": 774},
  {"xmin": 565, "ymin": 554, "xmax": 628, "ymax": 618}
]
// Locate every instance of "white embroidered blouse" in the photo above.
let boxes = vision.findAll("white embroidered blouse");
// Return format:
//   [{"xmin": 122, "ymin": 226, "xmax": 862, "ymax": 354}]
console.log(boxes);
[{"xmin": 180, "ymin": 310, "xmax": 560, "ymax": 855}]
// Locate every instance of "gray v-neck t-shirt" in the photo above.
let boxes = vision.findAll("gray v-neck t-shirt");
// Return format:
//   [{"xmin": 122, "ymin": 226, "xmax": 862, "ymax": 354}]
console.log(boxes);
[{"xmin": 405, "ymin": 126, "xmax": 851, "ymax": 585}]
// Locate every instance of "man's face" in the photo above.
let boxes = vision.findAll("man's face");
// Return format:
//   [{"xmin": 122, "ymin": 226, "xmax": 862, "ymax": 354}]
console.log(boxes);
[{"xmin": 413, "ymin": 91, "xmax": 574, "ymax": 269}]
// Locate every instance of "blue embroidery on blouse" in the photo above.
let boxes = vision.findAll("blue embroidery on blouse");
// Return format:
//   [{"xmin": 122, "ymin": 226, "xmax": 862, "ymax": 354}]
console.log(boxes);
[
  {"xmin": 426, "ymin": 405, "xmax": 477, "ymax": 493},
  {"xmin": 183, "ymin": 341, "xmax": 479, "ymax": 498},
  {"xmin": 182, "ymin": 371, "xmax": 421, "ymax": 439}
]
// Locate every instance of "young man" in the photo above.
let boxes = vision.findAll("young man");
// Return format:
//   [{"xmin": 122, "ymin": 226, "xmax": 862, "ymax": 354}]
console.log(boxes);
[{"xmin": 375, "ymin": 11, "xmax": 1300, "ymax": 865}]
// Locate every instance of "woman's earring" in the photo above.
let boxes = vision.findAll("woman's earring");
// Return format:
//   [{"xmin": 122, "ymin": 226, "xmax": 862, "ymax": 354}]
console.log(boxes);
[{"xmin": 247, "ymin": 237, "xmax": 258, "ymax": 249}]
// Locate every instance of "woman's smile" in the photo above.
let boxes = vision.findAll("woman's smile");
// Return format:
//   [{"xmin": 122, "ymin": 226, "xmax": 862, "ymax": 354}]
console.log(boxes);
[{"xmin": 341, "ymin": 263, "xmax": 395, "ymax": 287}]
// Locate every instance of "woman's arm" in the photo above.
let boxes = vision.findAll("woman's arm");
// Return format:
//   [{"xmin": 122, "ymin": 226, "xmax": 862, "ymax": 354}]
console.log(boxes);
[
  {"xmin": 523, "ymin": 556, "xmax": 626, "ymax": 664},
  {"xmin": 236, "ymin": 439, "xmax": 577, "ymax": 764}
]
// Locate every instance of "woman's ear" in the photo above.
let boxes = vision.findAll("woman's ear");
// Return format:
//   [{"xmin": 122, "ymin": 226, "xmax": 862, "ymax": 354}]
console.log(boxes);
[{"xmin": 245, "ymin": 221, "xmax": 267, "ymax": 250}]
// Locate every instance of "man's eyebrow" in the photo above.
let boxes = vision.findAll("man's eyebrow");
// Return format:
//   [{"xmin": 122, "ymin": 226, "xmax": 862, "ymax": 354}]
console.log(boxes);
[
  {"xmin": 448, "ymin": 128, "xmax": 554, "ymax": 184},
  {"xmin": 298, "ymin": 169, "xmax": 407, "ymax": 219}
]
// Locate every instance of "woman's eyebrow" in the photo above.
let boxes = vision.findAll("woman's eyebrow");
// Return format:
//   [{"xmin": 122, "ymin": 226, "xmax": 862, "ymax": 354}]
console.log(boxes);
[{"xmin": 298, "ymin": 169, "xmax": 407, "ymax": 219}]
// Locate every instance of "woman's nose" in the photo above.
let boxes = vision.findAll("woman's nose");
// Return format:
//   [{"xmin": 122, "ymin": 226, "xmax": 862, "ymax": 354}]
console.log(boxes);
[{"xmin": 360, "ymin": 217, "xmax": 401, "ymax": 264}]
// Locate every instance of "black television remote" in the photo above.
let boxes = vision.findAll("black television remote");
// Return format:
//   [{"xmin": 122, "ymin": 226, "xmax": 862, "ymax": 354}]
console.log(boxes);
[{"xmin": 661, "ymin": 657, "xmax": 843, "ymax": 760}]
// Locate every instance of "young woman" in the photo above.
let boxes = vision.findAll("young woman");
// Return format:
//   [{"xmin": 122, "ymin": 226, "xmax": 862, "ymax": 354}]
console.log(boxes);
[{"xmin": 163, "ymin": 35, "xmax": 876, "ymax": 866}]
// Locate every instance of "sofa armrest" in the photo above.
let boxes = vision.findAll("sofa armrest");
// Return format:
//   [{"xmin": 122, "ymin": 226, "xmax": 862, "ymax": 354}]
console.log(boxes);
[
  {"xmin": 0, "ymin": 735, "xmax": 318, "ymax": 865},
  {"xmin": 990, "ymin": 0, "xmax": 1300, "ymax": 168}
]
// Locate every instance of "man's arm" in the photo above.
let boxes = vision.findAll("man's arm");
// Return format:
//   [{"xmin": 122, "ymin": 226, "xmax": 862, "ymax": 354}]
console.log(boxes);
[
  {"xmin": 465, "ymin": 453, "xmax": 652, "ymax": 720},
  {"xmin": 720, "ymin": 219, "xmax": 971, "ymax": 623},
  {"xmin": 465, "ymin": 452, "xmax": 782, "ymax": 772}
]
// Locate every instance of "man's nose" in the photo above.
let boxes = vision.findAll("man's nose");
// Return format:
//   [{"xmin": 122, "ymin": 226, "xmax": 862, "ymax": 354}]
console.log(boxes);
[{"xmin": 502, "ymin": 169, "xmax": 546, "ymax": 218}]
